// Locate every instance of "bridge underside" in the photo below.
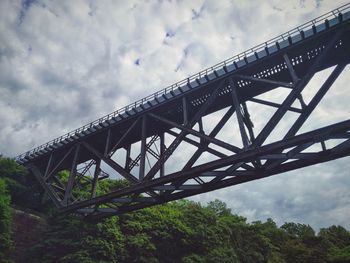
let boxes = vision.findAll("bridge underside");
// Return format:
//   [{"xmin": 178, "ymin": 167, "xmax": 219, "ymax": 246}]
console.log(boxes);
[{"xmin": 19, "ymin": 13, "xmax": 350, "ymax": 220}]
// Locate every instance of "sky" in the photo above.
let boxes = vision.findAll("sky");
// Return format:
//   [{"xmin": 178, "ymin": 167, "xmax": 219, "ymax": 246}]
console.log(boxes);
[{"xmin": 0, "ymin": 0, "xmax": 349, "ymax": 230}]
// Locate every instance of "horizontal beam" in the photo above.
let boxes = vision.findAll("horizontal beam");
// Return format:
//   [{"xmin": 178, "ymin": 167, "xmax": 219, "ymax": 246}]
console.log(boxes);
[
  {"xmin": 235, "ymin": 74, "xmax": 294, "ymax": 88},
  {"xmin": 111, "ymin": 197, "xmax": 156, "ymax": 203},
  {"xmin": 77, "ymin": 208, "xmax": 118, "ymax": 214},
  {"xmin": 152, "ymin": 185, "xmax": 202, "ymax": 191},
  {"xmin": 200, "ymin": 170, "xmax": 256, "ymax": 177},
  {"xmin": 250, "ymin": 98, "xmax": 302, "ymax": 113}
]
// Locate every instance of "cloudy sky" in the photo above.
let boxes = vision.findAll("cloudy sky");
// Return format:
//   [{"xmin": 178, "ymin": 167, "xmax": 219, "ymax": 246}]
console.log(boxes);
[{"xmin": 1, "ymin": 0, "xmax": 349, "ymax": 230}]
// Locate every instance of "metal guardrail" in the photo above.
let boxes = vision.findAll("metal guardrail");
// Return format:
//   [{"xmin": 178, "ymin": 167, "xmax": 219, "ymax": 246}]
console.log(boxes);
[{"xmin": 15, "ymin": 3, "xmax": 350, "ymax": 161}]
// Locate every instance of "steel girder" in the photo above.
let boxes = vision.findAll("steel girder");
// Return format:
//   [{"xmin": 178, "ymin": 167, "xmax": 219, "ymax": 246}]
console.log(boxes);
[
  {"xmin": 22, "ymin": 20, "xmax": 350, "ymax": 219},
  {"xmin": 63, "ymin": 119, "xmax": 350, "ymax": 220}
]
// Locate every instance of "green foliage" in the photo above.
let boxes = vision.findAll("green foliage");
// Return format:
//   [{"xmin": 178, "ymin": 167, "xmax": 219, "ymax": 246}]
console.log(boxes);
[
  {"xmin": 0, "ymin": 158, "xmax": 27, "ymax": 203},
  {"xmin": 329, "ymin": 246, "xmax": 350, "ymax": 263},
  {"xmin": 182, "ymin": 254, "xmax": 205, "ymax": 263},
  {"xmin": 0, "ymin": 158, "xmax": 26, "ymax": 178},
  {"xmin": 0, "ymin": 178, "xmax": 12, "ymax": 259},
  {"xmin": 29, "ymin": 216, "xmax": 126, "ymax": 262},
  {"xmin": 281, "ymin": 222, "xmax": 315, "ymax": 239},
  {"xmin": 206, "ymin": 247, "xmax": 238, "ymax": 263},
  {"xmin": 0, "ymin": 157, "xmax": 47, "ymax": 212},
  {"xmin": 119, "ymin": 202, "xmax": 192, "ymax": 263},
  {"xmin": 1, "ymin": 157, "xmax": 350, "ymax": 262},
  {"xmin": 319, "ymin": 225, "xmax": 350, "ymax": 248},
  {"xmin": 207, "ymin": 199, "xmax": 232, "ymax": 217}
]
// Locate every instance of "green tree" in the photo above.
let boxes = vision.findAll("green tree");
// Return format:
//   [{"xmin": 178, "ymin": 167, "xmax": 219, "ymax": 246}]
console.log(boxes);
[
  {"xmin": 281, "ymin": 239, "xmax": 310, "ymax": 263},
  {"xmin": 281, "ymin": 222, "xmax": 315, "ymax": 240},
  {"xmin": 2, "ymin": 157, "xmax": 350, "ymax": 263},
  {"xmin": 207, "ymin": 199, "xmax": 232, "ymax": 217},
  {"xmin": 0, "ymin": 178, "xmax": 12, "ymax": 261},
  {"xmin": 29, "ymin": 216, "xmax": 126, "ymax": 262},
  {"xmin": 181, "ymin": 202, "xmax": 219, "ymax": 257},
  {"xmin": 280, "ymin": 222, "xmax": 331, "ymax": 263},
  {"xmin": 329, "ymin": 246, "xmax": 350, "ymax": 263},
  {"xmin": 120, "ymin": 202, "xmax": 192, "ymax": 263},
  {"xmin": 205, "ymin": 247, "xmax": 238, "ymax": 263},
  {"xmin": 0, "ymin": 157, "xmax": 45, "ymax": 211},
  {"xmin": 319, "ymin": 225, "xmax": 350, "ymax": 248},
  {"xmin": 252, "ymin": 218, "xmax": 288, "ymax": 262}
]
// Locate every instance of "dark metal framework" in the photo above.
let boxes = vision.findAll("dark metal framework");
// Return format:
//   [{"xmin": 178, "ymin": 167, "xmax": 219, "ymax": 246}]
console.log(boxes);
[{"xmin": 16, "ymin": 6, "xmax": 350, "ymax": 219}]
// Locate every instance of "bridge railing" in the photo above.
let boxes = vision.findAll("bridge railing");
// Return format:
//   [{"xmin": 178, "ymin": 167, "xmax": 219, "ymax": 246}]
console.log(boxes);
[{"xmin": 15, "ymin": 3, "xmax": 350, "ymax": 162}]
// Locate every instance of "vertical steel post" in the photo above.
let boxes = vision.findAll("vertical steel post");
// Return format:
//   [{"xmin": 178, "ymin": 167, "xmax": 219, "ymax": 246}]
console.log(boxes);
[
  {"xmin": 104, "ymin": 128, "xmax": 111, "ymax": 157},
  {"xmin": 125, "ymin": 145, "xmax": 131, "ymax": 171},
  {"xmin": 182, "ymin": 96, "xmax": 188, "ymax": 125},
  {"xmin": 160, "ymin": 132, "xmax": 165, "ymax": 177},
  {"xmin": 230, "ymin": 78, "xmax": 249, "ymax": 148},
  {"xmin": 139, "ymin": 116, "xmax": 147, "ymax": 180},
  {"xmin": 63, "ymin": 144, "xmax": 80, "ymax": 205},
  {"xmin": 91, "ymin": 159, "xmax": 101, "ymax": 198}
]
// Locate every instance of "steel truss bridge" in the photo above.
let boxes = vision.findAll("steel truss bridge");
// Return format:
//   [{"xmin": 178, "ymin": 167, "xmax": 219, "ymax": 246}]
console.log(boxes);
[{"xmin": 16, "ymin": 4, "xmax": 350, "ymax": 220}]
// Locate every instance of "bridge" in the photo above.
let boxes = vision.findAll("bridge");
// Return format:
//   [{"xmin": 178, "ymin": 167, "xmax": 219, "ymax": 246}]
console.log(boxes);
[{"xmin": 15, "ymin": 4, "xmax": 350, "ymax": 220}]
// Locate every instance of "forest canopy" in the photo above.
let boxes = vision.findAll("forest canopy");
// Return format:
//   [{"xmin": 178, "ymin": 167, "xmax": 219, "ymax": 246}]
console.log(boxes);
[{"xmin": 0, "ymin": 157, "xmax": 349, "ymax": 263}]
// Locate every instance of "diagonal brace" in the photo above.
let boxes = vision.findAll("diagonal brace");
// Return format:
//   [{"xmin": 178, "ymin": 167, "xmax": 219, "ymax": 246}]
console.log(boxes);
[{"xmin": 82, "ymin": 141, "xmax": 139, "ymax": 184}]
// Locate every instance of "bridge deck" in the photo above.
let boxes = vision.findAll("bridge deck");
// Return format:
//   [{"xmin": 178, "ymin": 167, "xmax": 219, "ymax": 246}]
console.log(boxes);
[{"xmin": 16, "ymin": 5, "xmax": 350, "ymax": 172}]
